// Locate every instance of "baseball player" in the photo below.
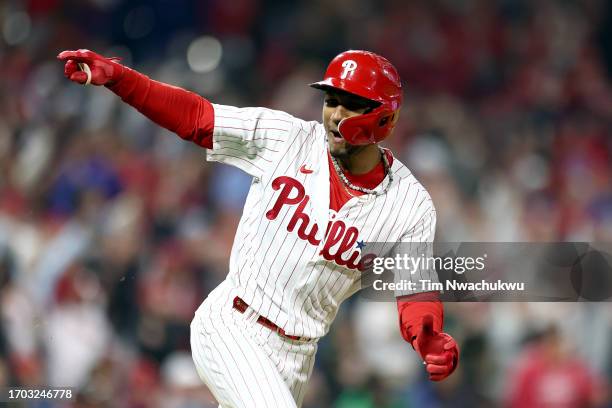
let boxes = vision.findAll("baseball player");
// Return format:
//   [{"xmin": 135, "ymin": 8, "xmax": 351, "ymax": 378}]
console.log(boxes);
[{"xmin": 58, "ymin": 48, "xmax": 459, "ymax": 407}]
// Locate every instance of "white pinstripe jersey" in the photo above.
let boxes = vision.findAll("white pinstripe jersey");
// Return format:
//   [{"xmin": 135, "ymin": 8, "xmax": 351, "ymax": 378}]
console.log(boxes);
[{"xmin": 207, "ymin": 104, "xmax": 437, "ymax": 339}]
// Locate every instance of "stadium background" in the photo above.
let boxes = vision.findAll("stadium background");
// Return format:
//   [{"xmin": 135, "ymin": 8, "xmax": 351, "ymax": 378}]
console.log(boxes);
[{"xmin": 1, "ymin": 0, "xmax": 611, "ymax": 406}]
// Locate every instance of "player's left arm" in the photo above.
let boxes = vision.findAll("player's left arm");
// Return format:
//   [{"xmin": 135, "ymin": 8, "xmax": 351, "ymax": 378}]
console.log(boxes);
[
  {"xmin": 394, "ymin": 202, "xmax": 459, "ymax": 381},
  {"xmin": 397, "ymin": 294, "xmax": 459, "ymax": 381}
]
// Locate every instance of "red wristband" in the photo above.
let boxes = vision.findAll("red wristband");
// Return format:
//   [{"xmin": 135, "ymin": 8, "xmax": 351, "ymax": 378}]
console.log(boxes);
[{"xmin": 396, "ymin": 291, "xmax": 443, "ymax": 347}]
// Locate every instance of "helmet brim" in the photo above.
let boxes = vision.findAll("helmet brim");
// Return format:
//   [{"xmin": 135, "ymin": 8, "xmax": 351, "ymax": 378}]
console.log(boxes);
[
  {"xmin": 309, "ymin": 80, "xmax": 384, "ymax": 111},
  {"xmin": 309, "ymin": 78, "xmax": 384, "ymax": 103}
]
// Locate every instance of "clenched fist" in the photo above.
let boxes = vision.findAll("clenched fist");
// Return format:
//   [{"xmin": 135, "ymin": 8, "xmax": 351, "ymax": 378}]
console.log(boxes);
[
  {"xmin": 57, "ymin": 49, "xmax": 124, "ymax": 86},
  {"xmin": 415, "ymin": 315, "xmax": 459, "ymax": 381}
]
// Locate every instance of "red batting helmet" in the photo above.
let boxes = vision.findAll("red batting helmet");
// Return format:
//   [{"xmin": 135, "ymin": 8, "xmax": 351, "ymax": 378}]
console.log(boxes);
[{"xmin": 310, "ymin": 50, "xmax": 403, "ymax": 145}]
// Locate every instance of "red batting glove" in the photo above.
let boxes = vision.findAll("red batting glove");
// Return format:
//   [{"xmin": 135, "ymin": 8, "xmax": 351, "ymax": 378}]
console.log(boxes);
[
  {"xmin": 57, "ymin": 49, "xmax": 124, "ymax": 86},
  {"xmin": 414, "ymin": 315, "xmax": 459, "ymax": 381}
]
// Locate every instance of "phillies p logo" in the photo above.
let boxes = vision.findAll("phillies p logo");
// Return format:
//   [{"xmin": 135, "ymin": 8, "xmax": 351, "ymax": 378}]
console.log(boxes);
[{"xmin": 341, "ymin": 60, "xmax": 357, "ymax": 79}]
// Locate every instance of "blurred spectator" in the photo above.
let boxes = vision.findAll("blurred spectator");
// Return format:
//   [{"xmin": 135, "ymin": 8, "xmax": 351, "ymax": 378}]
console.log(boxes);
[
  {"xmin": 505, "ymin": 325, "xmax": 607, "ymax": 408},
  {"xmin": 45, "ymin": 263, "xmax": 112, "ymax": 388}
]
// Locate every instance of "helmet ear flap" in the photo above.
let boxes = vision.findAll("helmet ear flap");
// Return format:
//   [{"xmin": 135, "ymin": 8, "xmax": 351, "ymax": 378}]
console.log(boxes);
[
  {"xmin": 377, "ymin": 110, "xmax": 399, "ymax": 128},
  {"xmin": 338, "ymin": 107, "xmax": 401, "ymax": 145}
]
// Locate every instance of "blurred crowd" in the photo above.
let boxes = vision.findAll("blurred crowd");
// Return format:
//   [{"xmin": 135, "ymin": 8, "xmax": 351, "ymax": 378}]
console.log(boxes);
[{"xmin": 1, "ymin": 0, "xmax": 612, "ymax": 406}]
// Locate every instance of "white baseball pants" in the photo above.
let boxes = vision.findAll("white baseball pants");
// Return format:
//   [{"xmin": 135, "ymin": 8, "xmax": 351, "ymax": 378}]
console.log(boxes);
[{"xmin": 190, "ymin": 280, "xmax": 317, "ymax": 408}]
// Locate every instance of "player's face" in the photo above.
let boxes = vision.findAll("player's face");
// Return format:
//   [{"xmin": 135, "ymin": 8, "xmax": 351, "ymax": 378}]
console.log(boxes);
[{"xmin": 323, "ymin": 90, "xmax": 376, "ymax": 158}]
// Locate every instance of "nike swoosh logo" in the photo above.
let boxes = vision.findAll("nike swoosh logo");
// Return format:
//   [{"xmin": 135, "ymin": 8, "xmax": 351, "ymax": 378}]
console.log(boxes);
[{"xmin": 299, "ymin": 165, "xmax": 314, "ymax": 174}]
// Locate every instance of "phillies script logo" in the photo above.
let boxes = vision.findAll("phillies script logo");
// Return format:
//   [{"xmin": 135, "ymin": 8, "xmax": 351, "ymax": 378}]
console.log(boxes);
[{"xmin": 265, "ymin": 176, "xmax": 362, "ymax": 270}]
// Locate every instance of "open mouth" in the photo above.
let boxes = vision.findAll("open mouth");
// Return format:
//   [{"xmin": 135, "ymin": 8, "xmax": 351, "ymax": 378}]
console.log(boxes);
[{"xmin": 330, "ymin": 130, "xmax": 344, "ymax": 143}]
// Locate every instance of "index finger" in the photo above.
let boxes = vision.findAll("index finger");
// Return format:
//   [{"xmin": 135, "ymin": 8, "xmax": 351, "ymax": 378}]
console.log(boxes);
[{"xmin": 57, "ymin": 49, "xmax": 93, "ymax": 62}]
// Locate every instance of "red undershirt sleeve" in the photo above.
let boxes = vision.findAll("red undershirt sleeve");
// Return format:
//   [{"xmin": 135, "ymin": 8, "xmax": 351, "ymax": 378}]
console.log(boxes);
[
  {"xmin": 396, "ymin": 291, "xmax": 444, "ymax": 347},
  {"xmin": 106, "ymin": 67, "xmax": 214, "ymax": 149}
]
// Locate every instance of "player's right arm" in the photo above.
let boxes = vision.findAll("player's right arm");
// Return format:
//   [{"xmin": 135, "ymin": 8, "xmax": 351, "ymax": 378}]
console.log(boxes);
[
  {"xmin": 57, "ymin": 49, "xmax": 299, "ymax": 178},
  {"xmin": 58, "ymin": 49, "xmax": 216, "ymax": 148}
]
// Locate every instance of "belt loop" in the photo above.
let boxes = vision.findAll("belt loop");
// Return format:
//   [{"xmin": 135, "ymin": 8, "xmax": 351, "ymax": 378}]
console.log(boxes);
[{"xmin": 243, "ymin": 304, "xmax": 253, "ymax": 320}]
